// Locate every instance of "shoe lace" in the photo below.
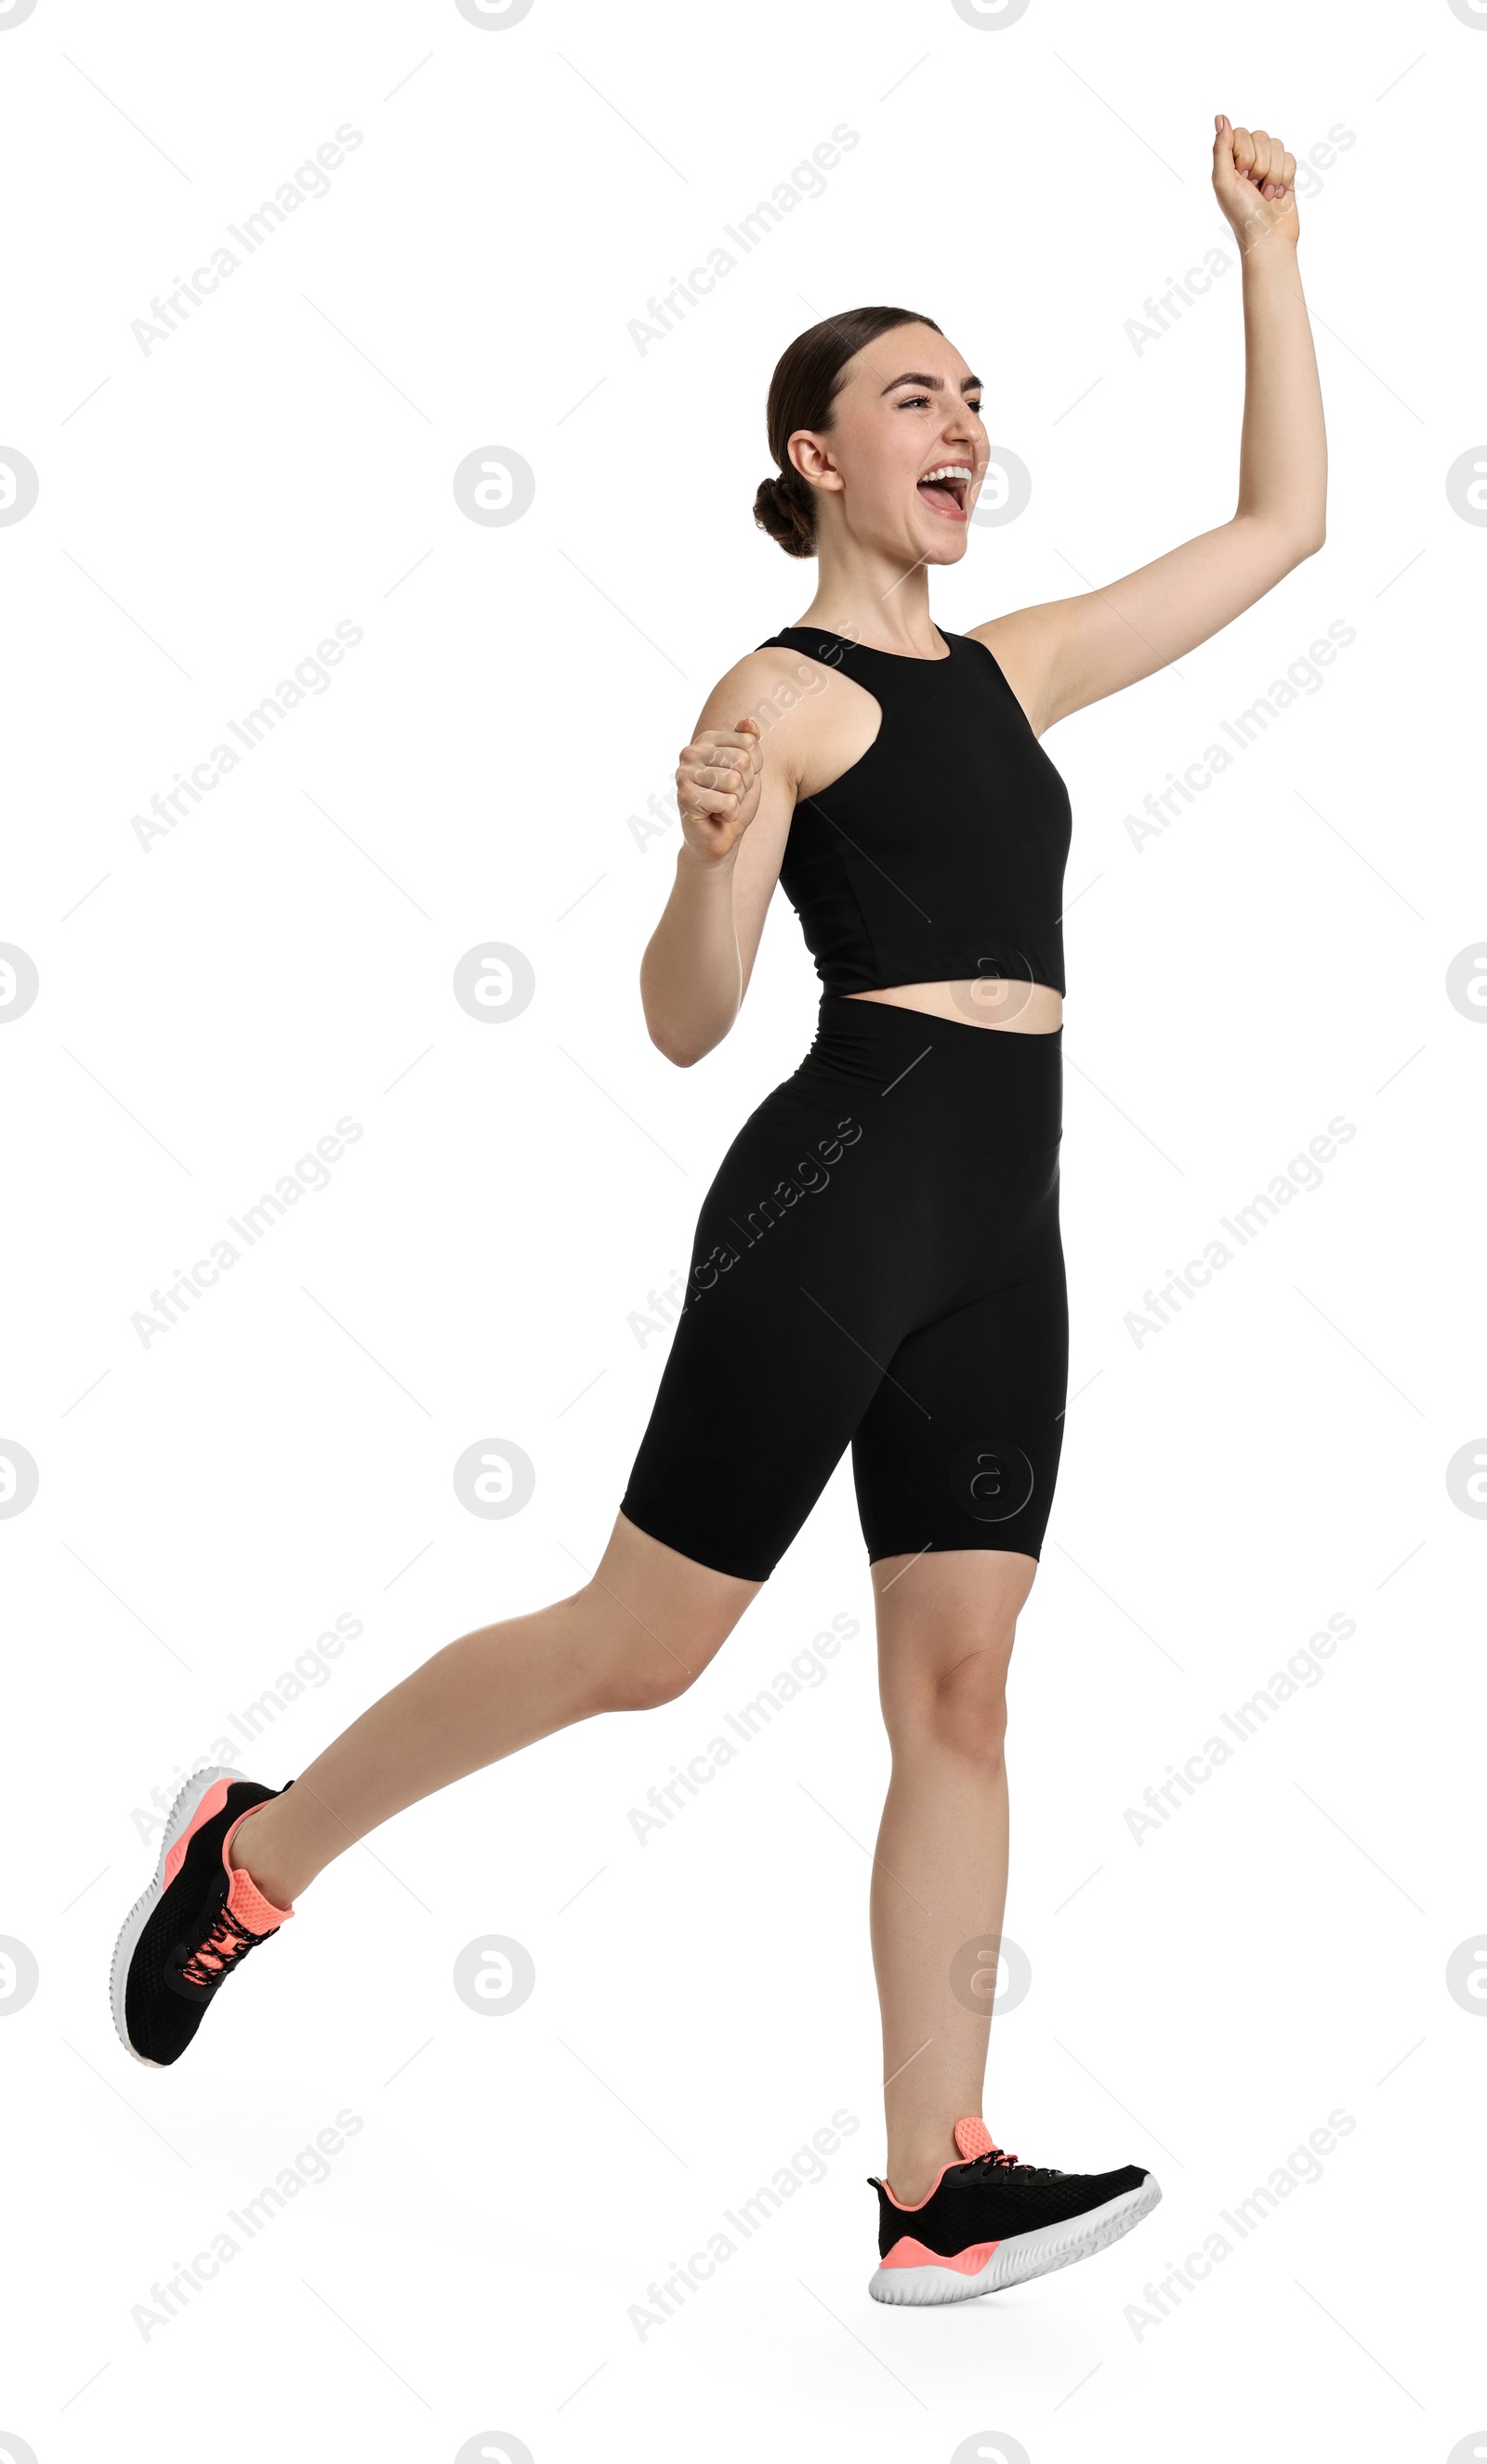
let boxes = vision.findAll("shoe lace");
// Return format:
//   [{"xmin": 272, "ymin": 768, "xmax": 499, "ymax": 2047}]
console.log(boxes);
[
  {"xmin": 976, "ymin": 2141, "xmax": 1022, "ymax": 2170},
  {"xmin": 178, "ymin": 1902, "xmax": 264, "ymax": 1988},
  {"xmin": 974, "ymin": 2142, "xmax": 1064, "ymax": 2181}
]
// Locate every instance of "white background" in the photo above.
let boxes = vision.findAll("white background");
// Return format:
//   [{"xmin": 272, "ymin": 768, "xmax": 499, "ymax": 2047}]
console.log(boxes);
[{"xmin": 1, "ymin": 1, "xmax": 1483, "ymax": 2457}]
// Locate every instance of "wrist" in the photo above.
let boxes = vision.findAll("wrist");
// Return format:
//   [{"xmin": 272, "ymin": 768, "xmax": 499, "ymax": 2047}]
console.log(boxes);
[
  {"xmin": 677, "ymin": 835, "xmax": 739, "ymax": 877},
  {"xmin": 1232, "ymin": 219, "xmax": 1299, "ymax": 266}
]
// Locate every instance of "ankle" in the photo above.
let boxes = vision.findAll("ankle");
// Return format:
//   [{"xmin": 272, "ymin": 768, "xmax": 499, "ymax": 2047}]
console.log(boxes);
[
  {"xmin": 885, "ymin": 2128, "xmax": 962, "ymax": 2207},
  {"xmin": 228, "ymin": 1806, "xmax": 299, "ymax": 1911}
]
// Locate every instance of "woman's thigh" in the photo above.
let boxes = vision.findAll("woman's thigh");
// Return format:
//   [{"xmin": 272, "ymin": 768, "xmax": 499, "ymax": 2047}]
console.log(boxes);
[
  {"xmin": 619, "ymin": 1070, "xmax": 919, "ymax": 1581},
  {"xmin": 851, "ymin": 1224, "xmax": 1069, "ymax": 1573}
]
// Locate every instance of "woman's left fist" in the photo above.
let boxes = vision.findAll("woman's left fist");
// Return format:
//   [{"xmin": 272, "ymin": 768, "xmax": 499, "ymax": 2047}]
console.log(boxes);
[{"xmin": 1212, "ymin": 114, "xmax": 1299, "ymax": 249}]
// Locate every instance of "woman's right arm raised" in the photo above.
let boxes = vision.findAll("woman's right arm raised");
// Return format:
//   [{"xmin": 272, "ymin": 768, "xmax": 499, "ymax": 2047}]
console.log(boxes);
[{"xmin": 639, "ymin": 654, "xmax": 801, "ymax": 1068}]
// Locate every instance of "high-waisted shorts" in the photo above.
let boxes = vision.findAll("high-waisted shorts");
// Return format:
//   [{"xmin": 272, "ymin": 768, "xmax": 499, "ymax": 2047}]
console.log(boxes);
[{"xmin": 620, "ymin": 994, "xmax": 1067, "ymax": 1582}]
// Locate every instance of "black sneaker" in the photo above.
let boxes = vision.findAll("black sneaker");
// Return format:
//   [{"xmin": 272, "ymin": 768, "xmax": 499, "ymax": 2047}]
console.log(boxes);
[
  {"xmin": 111, "ymin": 1767, "xmax": 294, "ymax": 2066},
  {"xmin": 868, "ymin": 2115, "xmax": 1161, "ymax": 2304}
]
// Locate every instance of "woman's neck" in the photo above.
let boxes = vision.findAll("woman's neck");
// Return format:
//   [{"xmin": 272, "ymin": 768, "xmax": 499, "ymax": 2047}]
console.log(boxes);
[{"xmin": 794, "ymin": 544, "xmax": 943, "ymax": 659}]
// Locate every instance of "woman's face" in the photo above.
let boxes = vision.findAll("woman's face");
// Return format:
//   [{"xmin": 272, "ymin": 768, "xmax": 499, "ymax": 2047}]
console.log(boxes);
[{"xmin": 788, "ymin": 323, "xmax": 988, "ymax": 567}]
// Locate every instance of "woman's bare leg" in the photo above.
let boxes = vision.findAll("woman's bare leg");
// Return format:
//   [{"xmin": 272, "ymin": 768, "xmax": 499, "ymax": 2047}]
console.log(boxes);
[
  {"xmin": 869, "ymin": 1548, "xmax": 1036, "ymax": 2203},
  {"xmin": 228, "ymin": 1513, "xmax": 760, "ymax": 1908}
]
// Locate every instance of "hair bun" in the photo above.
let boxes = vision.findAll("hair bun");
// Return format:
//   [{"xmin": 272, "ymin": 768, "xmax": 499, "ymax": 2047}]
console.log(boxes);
[{"xmin": 753, "ymin": 469, "xmax": 815, "ymax": 559}]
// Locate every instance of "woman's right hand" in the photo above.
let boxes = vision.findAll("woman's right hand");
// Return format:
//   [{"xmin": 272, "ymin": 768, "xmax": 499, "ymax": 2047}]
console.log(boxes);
[{"xmin": 676, "ymin": 717, "xmax": 763, "ymax": 862}]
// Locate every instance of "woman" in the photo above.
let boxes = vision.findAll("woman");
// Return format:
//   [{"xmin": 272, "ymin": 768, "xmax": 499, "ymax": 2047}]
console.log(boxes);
[{"xmin": 112, "ymin": 116, "xmax": 1323, "ymax": 2307}]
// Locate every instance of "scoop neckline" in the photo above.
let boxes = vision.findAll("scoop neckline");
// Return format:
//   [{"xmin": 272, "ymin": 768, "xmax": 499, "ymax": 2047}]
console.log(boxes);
[{"xmin": 777, "ymin": 623, "xmax": 954, "ymax": 665}]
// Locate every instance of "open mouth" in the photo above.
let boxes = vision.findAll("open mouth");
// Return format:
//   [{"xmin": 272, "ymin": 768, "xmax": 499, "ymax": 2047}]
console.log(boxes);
[{"xmin": 916, "ymin": 463, "xmax": 972, "ymax": 519}]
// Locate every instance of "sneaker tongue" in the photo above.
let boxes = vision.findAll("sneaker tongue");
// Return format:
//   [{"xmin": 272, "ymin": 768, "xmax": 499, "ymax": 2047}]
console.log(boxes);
[
  {"xmin": 954, "ymin": 2116, "xmax": 995, "ymax": 2160},
  {"xmin": 224, "ymin": 1863, "xmax": 293, "ymax": 1933}
]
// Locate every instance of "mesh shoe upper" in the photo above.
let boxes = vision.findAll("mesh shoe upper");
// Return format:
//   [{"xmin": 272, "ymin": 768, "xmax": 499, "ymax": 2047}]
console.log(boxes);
[
  {"xmin": 124, "ymin": 1779, "xmax": 287, "ymax": 2064},
  {"xmin": 870, "ymin": 2130, "xmax": 1150, "ymax": 2260}
]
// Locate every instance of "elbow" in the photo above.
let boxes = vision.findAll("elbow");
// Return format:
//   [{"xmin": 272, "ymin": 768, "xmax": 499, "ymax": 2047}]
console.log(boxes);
[
  {"xmin": 642, "ymin": 988, "xmax": 738, "ymax": 1069},
  {"xmin": 646, "ymin": 1018, "xmax": 706, "ymax": 1069},
  {"xmin": 1240, "ymin": 510, "xmax": 1325, "ymax": 568},
  {"xmin": 1278, "ymin": 510, "xmax": 1325, "ymax": 564}
]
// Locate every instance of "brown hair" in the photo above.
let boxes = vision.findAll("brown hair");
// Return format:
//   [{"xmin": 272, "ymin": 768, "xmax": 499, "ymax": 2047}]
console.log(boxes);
[{"xmin": 752, "ymin": 306, "xmax": 943, "ymax": 559}]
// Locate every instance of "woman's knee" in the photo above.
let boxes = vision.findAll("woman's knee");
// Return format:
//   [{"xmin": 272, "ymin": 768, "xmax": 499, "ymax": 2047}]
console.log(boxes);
[
  {"xmin": 593, "ymin": 1635, "xmax": 698, "ymax": 1715},
  {"xmin": 886, "ymin": 1629, "xmax": 1017, "ymax": 1766},
  {"xmin": 579, "ymin": 1577, "xmax": 747, "ymax": 1715}
]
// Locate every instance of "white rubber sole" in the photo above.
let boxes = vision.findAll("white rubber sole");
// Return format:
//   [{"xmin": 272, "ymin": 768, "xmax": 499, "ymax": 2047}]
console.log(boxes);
[
  {"xmin": 109, "ymin": 1764, "xmax": 246, "ymax": 2066},
  {"xmin": 867, "ymin": 2173, "xmax": 1163, "ymax": 2305}
]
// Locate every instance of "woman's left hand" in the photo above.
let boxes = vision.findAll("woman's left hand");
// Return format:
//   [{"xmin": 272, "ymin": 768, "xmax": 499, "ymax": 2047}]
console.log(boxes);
[{"xmin": 1212, "ymin": 114, "xmax": 1299, "ymax": 252}]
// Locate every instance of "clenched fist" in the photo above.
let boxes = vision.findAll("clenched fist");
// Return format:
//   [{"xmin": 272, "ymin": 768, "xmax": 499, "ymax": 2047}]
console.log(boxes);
[
  {"xmin": 675, "ymin": 717, "xmax": 764, "ymax": 863},
  {"xmin": 1212, "ymin": 114, "xmax": 1299, "ymax": 251}
]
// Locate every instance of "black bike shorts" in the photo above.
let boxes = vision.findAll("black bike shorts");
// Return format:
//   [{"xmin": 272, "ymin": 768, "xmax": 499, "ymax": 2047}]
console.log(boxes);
[{"xmin": 620, "ymin": 993, "xmax": 1067, "ymax": 1582}]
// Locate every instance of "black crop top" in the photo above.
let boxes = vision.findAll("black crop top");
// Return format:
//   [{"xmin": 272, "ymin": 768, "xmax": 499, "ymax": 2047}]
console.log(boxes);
[{"xmin": 757, "ymin": 626, "xmax": 1072, "ymax": 997}]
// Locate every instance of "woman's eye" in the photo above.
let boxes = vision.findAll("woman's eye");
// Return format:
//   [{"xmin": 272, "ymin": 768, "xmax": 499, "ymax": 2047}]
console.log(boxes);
[{"xmin": 896, "ymin": 391, "xmax": 983, "ymax": 414}]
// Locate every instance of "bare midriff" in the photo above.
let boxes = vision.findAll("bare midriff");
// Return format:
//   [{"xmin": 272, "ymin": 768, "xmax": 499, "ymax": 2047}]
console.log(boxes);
[{"xmin": 846, "ymin": 981, "xmax": 1063, "ymax": 1034}]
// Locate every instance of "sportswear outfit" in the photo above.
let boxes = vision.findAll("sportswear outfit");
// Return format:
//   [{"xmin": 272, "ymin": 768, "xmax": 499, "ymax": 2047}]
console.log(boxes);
[
  {"xmin": 112, "ymin": 624, "xmax": 1161, "ymax": 2301},
  {"xmin": 621, "ymin": 625, "xmax": 1074, "ymax": 1580}
]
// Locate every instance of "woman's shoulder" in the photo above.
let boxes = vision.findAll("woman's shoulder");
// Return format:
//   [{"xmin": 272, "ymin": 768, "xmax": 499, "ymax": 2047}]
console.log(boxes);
[
  {"xmin": 686, "ymin": 635, "xmax": 879, "ymax": 806},
  {"xmin": 689, "ymin": 636, "xmax": 851, "ymax": 744}
]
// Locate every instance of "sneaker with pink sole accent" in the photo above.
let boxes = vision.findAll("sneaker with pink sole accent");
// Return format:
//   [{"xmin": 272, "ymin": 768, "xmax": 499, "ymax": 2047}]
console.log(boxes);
[
  {"xmin": 111, "ymin": 1767, "xmax": 294, "ymax": 2066},
  {"xmin": 868, "ymin": 2115, "xmax": 1161, "ymax": 2305}
]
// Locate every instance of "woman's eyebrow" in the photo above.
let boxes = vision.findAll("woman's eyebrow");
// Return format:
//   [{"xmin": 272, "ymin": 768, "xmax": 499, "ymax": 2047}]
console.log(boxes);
[{"xmin": 878, "ymin": 371, "xmax": 984, "ymax": 394}]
